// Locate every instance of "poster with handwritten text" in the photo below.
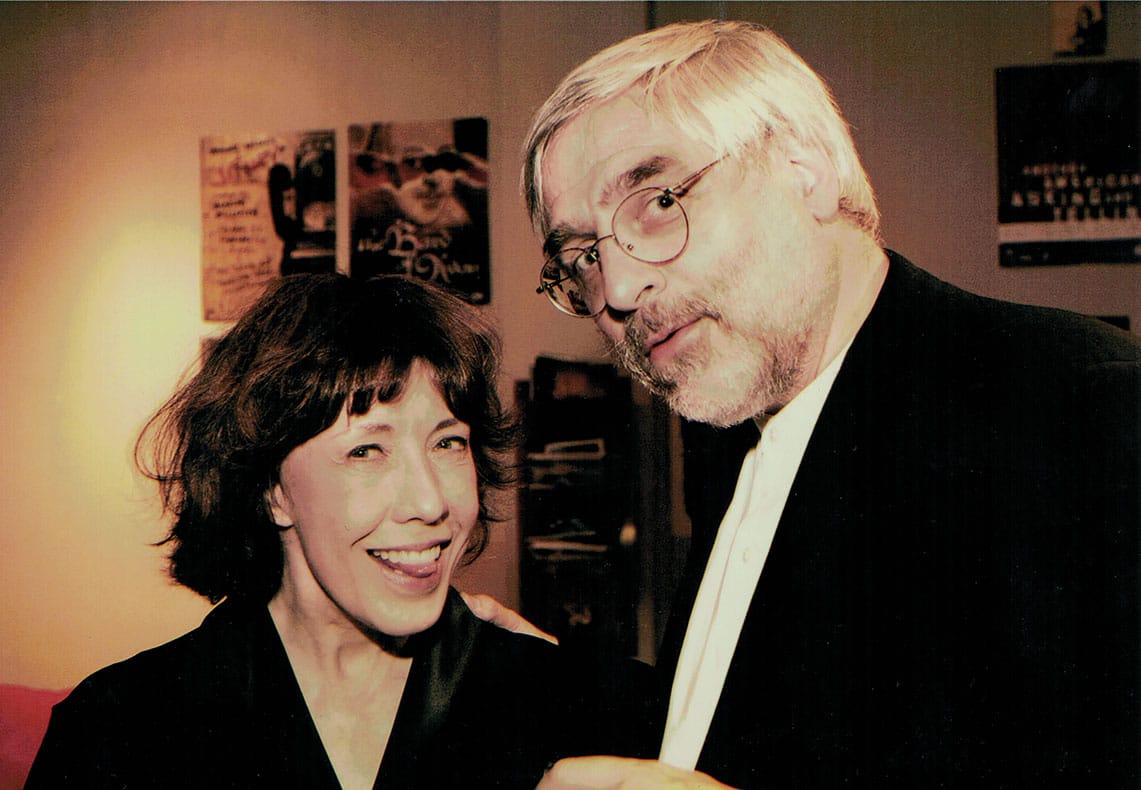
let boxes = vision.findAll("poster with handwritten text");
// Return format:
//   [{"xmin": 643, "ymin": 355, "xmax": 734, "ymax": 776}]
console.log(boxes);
[
  {"xmin": 200, "ymin": 130, "xmax": 335, "ymax": 321},
  {"xmin": 349, "ymin": 118, "xmax": 489, "ymax": 303}
]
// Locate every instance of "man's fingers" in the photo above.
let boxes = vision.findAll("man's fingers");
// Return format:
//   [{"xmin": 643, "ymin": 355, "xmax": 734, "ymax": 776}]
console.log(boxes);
[
  {"xmin": 539, "ymin": 755, "xmax": 638, "ymax": 788},
  {"xmin": 537, "ymin": 756, "xmax": 734, "ymax": 789}
]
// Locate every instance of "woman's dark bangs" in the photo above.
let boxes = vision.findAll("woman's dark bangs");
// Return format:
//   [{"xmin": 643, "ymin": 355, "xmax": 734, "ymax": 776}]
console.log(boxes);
[
  {"xmin": 428, "ymin": 340, "xmax": 481, "ymax": 425},
  {"xmin": 345, "ymin": 355, "xmax": 418, "ymax": 416}
]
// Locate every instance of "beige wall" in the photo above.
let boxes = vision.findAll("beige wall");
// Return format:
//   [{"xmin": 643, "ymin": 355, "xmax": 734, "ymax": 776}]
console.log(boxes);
[
  {"xmin": 0, "ymin": 1, "xmax": 644, "ymax": 690},
  {"xmin": 656, "ymin": 1, "xmax": 1140, "ymax": 324},
  {"xmin": 2, "ymin": 1, "xmax": 1138, "ymax": 691}
]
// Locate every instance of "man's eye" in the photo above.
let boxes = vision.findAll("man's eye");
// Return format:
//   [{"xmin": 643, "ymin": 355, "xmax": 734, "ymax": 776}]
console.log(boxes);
[
  {"xmin": 348, "ymin": 444, "xmax": 384, "ymax": 459},
  {"xmin": 554, "ymin": 245, "xmax": 598, "ymax": 270},
  {"xmin": 625, "ymin": 190, "xmax": 684, "ymax": 236}
]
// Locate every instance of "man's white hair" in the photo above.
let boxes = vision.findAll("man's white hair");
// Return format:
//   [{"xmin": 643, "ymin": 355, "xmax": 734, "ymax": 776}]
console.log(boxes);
[{"xmin": 523, "ymin": 19, "xmax": 880, "ymax": 242}]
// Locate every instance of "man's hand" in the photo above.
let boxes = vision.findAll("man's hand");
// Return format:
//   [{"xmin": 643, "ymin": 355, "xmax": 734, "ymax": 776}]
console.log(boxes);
[
  {"xmin": 536, "ymin": 756, "xmax": 734, "ymax": 789},
  {"xmin": 460, "ymin": 591, "xmax": 558, "ymax": 645}
]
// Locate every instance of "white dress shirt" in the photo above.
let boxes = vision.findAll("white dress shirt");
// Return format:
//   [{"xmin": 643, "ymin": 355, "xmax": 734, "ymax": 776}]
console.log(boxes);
[{"xmin": 658, "ymin": 343, "xmax": 852, "ymax": 770}]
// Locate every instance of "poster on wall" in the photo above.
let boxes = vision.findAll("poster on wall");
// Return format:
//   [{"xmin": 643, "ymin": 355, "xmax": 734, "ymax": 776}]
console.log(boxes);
[
  {"xmin": 200, "ymin": 130, "xmax": 336, "ymax": 321},
  {"xmin": 1052, "ymin": 1, "xmax": 1107, "ymax": 58},
  {"xmin": 349, "ymin": 117, "xmax": 489, "ymax": 303},
  {"xmin": 996, "ymin": 60, "xmax": 1141, "ymax": 267}
]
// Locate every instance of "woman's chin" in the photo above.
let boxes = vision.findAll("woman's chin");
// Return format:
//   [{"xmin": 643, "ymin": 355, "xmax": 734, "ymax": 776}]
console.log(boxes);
[{"xmin": 363, "ymin": 589, "xmax": 450, "ymax": 640}]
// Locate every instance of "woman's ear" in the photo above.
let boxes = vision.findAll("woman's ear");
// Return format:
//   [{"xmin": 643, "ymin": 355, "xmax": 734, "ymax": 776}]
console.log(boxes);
[
  {"xmin": 785, "ymin": 141, "xmax": 841, "ymax": 223},
  {"xmin": 266, "ymin": 484, "xmax": 295, "ymax": 528}
]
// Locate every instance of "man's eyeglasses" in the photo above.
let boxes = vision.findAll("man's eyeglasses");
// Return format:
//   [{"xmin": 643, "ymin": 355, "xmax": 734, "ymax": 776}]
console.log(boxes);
[{"xmin": 536, "ymin": 158, "xmax": 722, "ymax": 317}]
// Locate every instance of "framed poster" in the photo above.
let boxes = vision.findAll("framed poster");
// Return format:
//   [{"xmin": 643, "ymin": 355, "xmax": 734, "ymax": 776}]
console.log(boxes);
[
  {"xmin": 349, "ymin": 117, "xmax": 490, "ymax": 303},
  {"xmin": 996, "ymin": 60, "xmax": 1141, "ymax": 267},
  {"xmin": 200, "ymin": 130, "xmax": 336, "ymax": 321},
  {"xmin": 1052, "ymin": 2, "xmax": 1107, "ymax": 58}
]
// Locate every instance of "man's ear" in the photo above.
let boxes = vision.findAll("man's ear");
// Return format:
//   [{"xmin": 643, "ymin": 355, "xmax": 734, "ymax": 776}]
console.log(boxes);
[
  {"xmin": 266, "ymin": 484, "xmax": 295, "ymax": 528},
  {"xmin": 785, "ymin": 141, "xmax": 841, "ymax": 222}
]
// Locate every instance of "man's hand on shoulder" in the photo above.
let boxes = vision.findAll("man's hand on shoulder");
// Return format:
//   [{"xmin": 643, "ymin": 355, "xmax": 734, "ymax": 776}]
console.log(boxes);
[
  {"xmin": 536, "ymin": 756, "xmax": 734, "ymax": 789},
  {"xmin": 460, "ymin": 591, "xmax": 559, "ymax": 645}
]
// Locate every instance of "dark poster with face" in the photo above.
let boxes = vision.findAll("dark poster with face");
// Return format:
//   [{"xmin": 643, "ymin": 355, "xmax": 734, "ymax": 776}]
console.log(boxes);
[
  {"xmin": 349, "ymin": 117, "xmax": 490, "ymax": 303},
  {"xmin": 996, "ymin": 60, "xmax": 1141, "ymax": 267}
]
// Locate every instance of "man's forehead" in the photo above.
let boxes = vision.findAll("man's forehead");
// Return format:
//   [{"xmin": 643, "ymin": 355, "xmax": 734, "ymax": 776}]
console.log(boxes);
[
  {"xmin": 539, "ymin": 95, "xmax": 709, "ymax": 229},
  {"xmin": 541, "ymin": 94, "xmax": 671, "ymax": 184}
]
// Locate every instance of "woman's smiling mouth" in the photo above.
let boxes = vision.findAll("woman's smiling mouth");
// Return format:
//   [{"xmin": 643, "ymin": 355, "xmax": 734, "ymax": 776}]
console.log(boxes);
[{"xmin": 367, "ymin": 540, "xmax": 451, "ymax": 580}]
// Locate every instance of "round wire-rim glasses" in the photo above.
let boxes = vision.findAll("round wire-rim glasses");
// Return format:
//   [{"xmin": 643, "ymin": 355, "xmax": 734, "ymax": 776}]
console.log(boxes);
[{"xmin": 536, "ymin": 159, "xmax": 721, "ymax": 317}]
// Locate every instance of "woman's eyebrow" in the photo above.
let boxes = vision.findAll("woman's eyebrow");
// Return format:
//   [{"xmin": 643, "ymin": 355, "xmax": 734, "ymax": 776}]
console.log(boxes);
[
  {"xmin": 434, "ymin": 417, "xmax": 465, "ymax": 433},
  {"xmin": 344, "ymin": 419, "xmax": 395, "ymax": 436}
]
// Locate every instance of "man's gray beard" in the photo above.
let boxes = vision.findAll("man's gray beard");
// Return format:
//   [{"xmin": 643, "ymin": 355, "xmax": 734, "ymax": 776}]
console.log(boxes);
[
  {"xmin": 609, "ymin": 326, "xmax": 807, "ymax": 427},
  {"xmin": 610, "ymin": 331, "xmax": 672, "ymax": 397}
]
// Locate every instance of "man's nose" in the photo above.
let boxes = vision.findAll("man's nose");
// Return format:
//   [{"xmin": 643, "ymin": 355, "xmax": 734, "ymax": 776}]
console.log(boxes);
[{"xmin": 599, "ymin": 242, "xmax": 666, "ymax": 314}]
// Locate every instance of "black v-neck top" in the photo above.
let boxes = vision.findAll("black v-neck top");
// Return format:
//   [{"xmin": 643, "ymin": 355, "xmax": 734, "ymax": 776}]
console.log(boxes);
[{"xmin": 27, "ymin": 589, "xmax": 608, "ymax": 788}]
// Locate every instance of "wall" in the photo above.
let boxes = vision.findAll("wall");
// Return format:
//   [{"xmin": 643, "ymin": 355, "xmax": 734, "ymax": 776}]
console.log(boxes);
[
  {"xmin": 2, "ymin": 1, "xmax": 1138, "ymax": 692},
  {"xmin": 656, "ymin": 1, "xmax": 1140, "ymax": 326},
  {"xmin": 0, "ymin": 1, "xmax": 644, "ymax": 690}
]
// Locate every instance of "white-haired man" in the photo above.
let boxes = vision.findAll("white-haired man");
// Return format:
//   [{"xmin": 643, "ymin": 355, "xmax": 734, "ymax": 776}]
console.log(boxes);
[{"xmin": 525, "ymin": 20, "xmax": 1139, "ymax": 789}]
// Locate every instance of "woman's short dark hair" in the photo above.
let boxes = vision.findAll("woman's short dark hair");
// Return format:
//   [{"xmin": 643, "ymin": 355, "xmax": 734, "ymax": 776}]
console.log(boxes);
[{"xmin": 137, "ymin": 274, "xmax": 515, "ymax": 604}]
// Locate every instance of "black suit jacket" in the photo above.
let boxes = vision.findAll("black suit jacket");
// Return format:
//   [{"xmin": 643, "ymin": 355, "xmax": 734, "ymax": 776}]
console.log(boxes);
[
  {"xmin": 659, "ymin": 252, "xmax": 1140, "ymax": 788},
  {"xmin": 26, "ymin": 588, "xmax": 601, "ymax": 789}
]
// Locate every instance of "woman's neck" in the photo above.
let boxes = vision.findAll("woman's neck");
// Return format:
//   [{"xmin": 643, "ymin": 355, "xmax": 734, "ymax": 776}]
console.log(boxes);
[{"xmin": 268, "ymin": 578, "xmax": 413, "ymax": 790}]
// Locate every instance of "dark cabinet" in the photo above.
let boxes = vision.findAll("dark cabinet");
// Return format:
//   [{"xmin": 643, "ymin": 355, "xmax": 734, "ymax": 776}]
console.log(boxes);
[{"xmin": 517, "ymin": 358, "xmax": 641, "ymax": 657}]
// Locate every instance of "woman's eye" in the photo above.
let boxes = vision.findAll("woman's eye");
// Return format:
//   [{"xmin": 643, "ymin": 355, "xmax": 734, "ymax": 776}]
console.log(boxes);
[
  {"xmin": 348, "ymin": 444, "xmax": 384, "ymax": 459},
  {"xmin": 435, "ymin": 435, "xmax": 470, "ymax": 452}
]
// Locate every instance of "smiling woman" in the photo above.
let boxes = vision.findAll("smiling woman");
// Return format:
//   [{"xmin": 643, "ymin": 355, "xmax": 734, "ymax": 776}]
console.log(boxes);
[
  {"xmin": 25, "ymin": 275, "xmax": 601, "ymax": 789},
  {"xmin": 268, "ymin": 361, "xmax": 482, "ymax": 643}
]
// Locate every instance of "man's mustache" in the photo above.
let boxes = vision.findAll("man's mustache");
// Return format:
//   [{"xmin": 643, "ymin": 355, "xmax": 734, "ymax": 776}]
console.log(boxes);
[{"xmin": 619, "ymin": 298, "xmax": 718, "ymax": 360}]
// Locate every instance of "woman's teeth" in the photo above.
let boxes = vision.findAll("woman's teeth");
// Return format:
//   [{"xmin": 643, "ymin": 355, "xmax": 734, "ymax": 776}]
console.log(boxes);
[{"xmin": 370, "ymin": 545, "xmax": 442, "ymax": 564}]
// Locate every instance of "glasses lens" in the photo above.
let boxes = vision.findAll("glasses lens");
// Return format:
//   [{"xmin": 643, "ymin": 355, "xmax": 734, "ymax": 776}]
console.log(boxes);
[
  {"xmin": 539, "ymin": 249, "xmax": 604, "ymax": 317},
  {"xmin": 613, "ymin": 187, "xmax": 689, "ymax": 263}
]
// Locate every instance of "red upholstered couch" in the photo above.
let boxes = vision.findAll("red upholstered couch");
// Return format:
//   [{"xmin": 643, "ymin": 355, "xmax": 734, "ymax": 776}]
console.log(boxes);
[{"xmin": 0, "ymin": 685, "xmax": 69, "ymax": 790}]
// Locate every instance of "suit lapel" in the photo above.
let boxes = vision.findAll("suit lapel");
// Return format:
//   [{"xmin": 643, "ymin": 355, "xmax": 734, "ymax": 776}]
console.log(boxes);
[{"xmin": 664, "ymin": 254, "xmax": 932, "ymax": 777}]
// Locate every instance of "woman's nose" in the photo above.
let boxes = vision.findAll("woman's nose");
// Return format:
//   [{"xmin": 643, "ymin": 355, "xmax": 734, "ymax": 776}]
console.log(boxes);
[{"xmin": 392, "ymin": 453, "xmax": 448, "ymax": 525}]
